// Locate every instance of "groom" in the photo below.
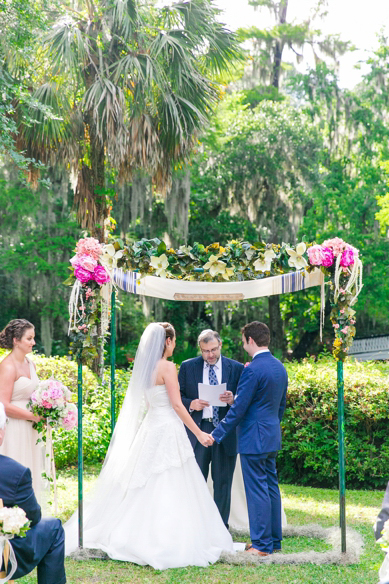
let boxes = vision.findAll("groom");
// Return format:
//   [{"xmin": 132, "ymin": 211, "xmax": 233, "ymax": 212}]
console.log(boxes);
[
  {"xmin": 179, "ymin": 329, "xmax": 243, "ymax": 527},
  {"xmin": 211, "ymin": 321, "xmax": 288, "ymax": 555}
]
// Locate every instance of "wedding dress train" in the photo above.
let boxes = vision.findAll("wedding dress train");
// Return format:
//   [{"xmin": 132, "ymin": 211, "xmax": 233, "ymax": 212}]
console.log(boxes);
[{"xmin": 64, "ymin": 384, "xmax": 234, "ymax": 569}]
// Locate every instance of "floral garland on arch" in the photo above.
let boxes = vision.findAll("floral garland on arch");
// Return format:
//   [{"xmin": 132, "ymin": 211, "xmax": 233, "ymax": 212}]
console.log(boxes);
[
  {"xmin": 65, "ymin": 236, "xmax": 362, "ymax": 362},
  {"xmin": 64, "ymin": 238, "xmax": 116, "ymax": 361}
]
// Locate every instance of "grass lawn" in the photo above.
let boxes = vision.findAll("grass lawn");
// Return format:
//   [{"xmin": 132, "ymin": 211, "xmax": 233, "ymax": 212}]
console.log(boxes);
[{"xmin": 18, "ymin": 466, "xmax": 385, "ymax": 583}]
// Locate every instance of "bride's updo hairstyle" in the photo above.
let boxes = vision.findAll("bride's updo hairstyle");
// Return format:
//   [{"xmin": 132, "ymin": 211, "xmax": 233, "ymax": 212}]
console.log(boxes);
[
  {"xmin": 157, "ymin": 322, "xmax": 175, "ymax": 356},
  {"xmin": 0, "ymin": 319, "xmax": 34, "ymax": 349}
]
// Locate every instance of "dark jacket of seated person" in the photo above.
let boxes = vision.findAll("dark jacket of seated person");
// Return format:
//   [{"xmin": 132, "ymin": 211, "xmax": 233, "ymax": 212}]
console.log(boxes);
[{"xmin": 0, "ymin": 404, "xmax": 66, "ymax": 584}]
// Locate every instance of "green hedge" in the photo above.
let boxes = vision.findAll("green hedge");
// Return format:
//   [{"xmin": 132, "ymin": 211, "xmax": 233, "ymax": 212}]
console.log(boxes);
[
  {"xmin": 279, "ymin": 356, "xmax": 389, "ymax": 489},
  {"xmin": 2, "ymin": 348, "xmax": 389, "ymax": 488}
]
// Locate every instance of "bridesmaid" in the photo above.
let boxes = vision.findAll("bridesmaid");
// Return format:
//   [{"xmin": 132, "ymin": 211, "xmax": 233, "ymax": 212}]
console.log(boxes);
[{"xmin": 0, "ymin": 319, "xmax": 45, "ymax": 502}]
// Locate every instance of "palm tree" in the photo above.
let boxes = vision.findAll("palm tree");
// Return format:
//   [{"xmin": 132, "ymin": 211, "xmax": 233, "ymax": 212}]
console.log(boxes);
[{"xmin": 15, "ymin": 0, "xmax": 241, "ymax": 240}]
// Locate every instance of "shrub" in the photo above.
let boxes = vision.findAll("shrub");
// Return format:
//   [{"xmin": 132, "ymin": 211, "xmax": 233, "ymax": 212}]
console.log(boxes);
[
  {"xmin": 279, "ymin": 356, "xmax": 389, "ymax": 489},
  {"xmin": 3, "ymin": 347, "xmax": 389, "ymax": 488}
]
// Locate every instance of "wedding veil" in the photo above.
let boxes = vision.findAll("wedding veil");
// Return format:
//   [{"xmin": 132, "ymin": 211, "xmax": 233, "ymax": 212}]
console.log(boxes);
[
  {"xmin": 64, "ymin": 323, "xmax": 166, "ymax": 553},
  {"xmin": 100, "ymin": 322, "xmax": 166, "ymax": 481}
]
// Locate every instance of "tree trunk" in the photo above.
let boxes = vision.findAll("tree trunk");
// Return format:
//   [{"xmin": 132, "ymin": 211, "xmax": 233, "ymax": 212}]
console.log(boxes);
[
  {"xmin": 41, "ymin": 315, "xmax": 53, "ymax": 356},
  {"xmin": 292, "ymin": 299, "xmax": 332, "ymax": 359},
  {"xmin": 272, "ymin": 0, "xmax": 288, "ymax": 89},
  {"xmin": 268, "ymin": 295, "xmax": 286, "ymax": 358},
  {"xmin": 89, "ymin": 120, "xmax": 107, "ymax": 242}
]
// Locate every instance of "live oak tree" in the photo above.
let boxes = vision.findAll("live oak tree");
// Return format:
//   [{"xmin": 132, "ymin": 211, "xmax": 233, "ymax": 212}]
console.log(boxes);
[{"xmin": 238, "ymin": 0, "xmax": 350, "ymax": 94}]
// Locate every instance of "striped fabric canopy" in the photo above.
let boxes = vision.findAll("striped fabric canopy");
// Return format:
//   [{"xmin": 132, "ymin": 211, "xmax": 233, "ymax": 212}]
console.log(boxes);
[{"xmin": 113, "ymin": 268, "xmax": 324, "ymax": 301}]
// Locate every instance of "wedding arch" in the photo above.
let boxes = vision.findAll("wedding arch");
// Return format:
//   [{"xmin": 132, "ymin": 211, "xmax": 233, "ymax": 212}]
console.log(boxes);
[{"xmin": 66, "ymin": 236, "xmax": 363, "ymax": 553}]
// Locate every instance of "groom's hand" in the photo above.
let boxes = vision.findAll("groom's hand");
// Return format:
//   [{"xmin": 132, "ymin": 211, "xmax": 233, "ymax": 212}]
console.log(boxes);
[
  {"xmin": 190, "ymin": 399, "xmax": 209, "ymax": 411},
  {"xmin": 219, "ymin": 390, "xmax": 234, "ymax": 405}
]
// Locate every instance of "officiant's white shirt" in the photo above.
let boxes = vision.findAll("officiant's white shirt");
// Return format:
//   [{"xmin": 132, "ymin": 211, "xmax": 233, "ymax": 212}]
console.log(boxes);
[{"xmin": 202, "ymin": 357, "xmax": 222, "ymax": 420}]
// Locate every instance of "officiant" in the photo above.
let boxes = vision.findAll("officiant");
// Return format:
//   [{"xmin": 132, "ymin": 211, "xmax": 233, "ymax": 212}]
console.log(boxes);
[{"xmin": 179, "ymin": 329, "xmax": 244, "ymax": 527}]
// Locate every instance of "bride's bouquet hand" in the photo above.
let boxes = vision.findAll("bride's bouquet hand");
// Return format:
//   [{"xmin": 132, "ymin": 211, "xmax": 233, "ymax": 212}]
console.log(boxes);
[{"xmin": 198, "ymin": 432, "xmax": 214, "ymax": 447}]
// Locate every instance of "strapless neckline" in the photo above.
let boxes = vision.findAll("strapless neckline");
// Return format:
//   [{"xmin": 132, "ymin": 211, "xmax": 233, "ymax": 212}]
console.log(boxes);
[{"xmin": 14, "ymin": 358, "xmax": 34, "ymax": 384}]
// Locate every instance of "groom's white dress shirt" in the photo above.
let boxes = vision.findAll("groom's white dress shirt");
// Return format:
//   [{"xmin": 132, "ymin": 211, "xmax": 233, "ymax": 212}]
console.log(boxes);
[{"xmin": 202, "ymin": 357, "xmax": 222, "ymax": 420}]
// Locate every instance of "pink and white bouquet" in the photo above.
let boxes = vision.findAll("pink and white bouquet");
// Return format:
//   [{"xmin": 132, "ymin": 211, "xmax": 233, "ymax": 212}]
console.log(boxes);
[
  {"xmin": 70, "ymin": 237, "xmax": 110, "ymax": 285},
  {"xmin": 307, "ymin": 237, "xmax": 359, "ymax": 269},
  {"xmin": 27, "ymin": 379, "xmax": 77, "ymax": 436}
]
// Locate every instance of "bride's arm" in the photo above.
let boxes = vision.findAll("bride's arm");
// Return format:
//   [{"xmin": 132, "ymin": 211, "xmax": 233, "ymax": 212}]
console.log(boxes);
[
  {"xmin": 161, "ymin": 361, "xmax": 213, "ymax": 447},
  {"xmin": 0, "ymin": 361, "xmax": 40, "ymax": 423}
]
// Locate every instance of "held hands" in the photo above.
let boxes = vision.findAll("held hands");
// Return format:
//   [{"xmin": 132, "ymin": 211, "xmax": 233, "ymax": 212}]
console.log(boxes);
[
  {"xmin": 219, "ymin": 390, "xmax": 234, "ymax": 405},
  {"xmin": 198, "ymin": 431, "xmax": 215, "ymax": 447},
  {"xmin": 190, "ymin": 399, "xmax": 210, "ymax": 411}
]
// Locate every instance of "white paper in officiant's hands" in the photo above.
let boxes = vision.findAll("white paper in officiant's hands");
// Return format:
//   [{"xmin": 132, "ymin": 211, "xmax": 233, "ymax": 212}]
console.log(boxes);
[{"xmin": 198, "ymin": 382, "xmax": 227, "ymax": 407}]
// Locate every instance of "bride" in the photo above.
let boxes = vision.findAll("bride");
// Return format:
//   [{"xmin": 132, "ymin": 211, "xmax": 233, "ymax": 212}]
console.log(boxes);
[{"xmin": 65, "ymin": 322, "xmax": 234, "ymax": 569}]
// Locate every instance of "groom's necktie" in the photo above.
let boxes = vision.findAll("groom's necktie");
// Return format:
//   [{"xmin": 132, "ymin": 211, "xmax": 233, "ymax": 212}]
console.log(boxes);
[{"xmin": 209, "ymin": 364, "xmax": 219, "ymax": 427}]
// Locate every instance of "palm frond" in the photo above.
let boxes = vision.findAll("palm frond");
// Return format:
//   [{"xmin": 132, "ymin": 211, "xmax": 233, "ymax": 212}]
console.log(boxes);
[
  {"xmin": 45, "ymin": 17, "xmax": 90, "ymax": 76},
  {"xmin": 83, "ymin": 74, "xmax": 125, "ymax": 141}
]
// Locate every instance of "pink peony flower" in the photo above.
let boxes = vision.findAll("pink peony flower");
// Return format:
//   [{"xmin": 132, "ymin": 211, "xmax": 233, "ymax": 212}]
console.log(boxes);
[
  {"xmin": 74, "ymin": 265, "xmax": 93, "ymax": 284},
  {"xmin": 62, "ymin": 410, "xmax": 77, "ymax": 431},
  {"xmin": 340, "ymin": 309, "xmax": 345, "ymax": 314},
  {"xmin": 322, "ymin": 237, "xmax": 347, "ymax": 257},
  {"xmin": 341, "ymin": 326, "xmax": 349, "ymax": 334},
  {"xmin": 70, "ymin": 255, "xmax": 80, "ymax": 268},
  {"xmin": 350, "ymin": 319, "xmax": 356, "ymax": 324},
  {"xmin": 93, "ymin": 264, "xmax": 110, "ymax": 285},
  {"xmin": 333, "ymin": 323, "xmax": 339, "ymax": 329},
  {"xmin": 340, "ymin": 246, "xmax": 358, "ymax": 267},
  {"xmin": 321, "ymin": 247, "xmax": 334, "ymax": 267},
  {"xmin": 42, "ymin": 400, "xmax": 53, "ymax": 409},
  {"xmin": 307, "ymin": 245, "xmax": 323, "ymax": 266},
  {"xmin": 49, "ymin": 381, "xmax": 62, "ymax": 390},
  {"xmin": 78, "ymin": 254, "xmax": 98, "ymax": 273},
  {"xmin": 76, "ymin": 237, "xmax": 102, "ymax": 260},
  {"xmin": 49, "ymin": 388, "xmax": 63, "ymax": 400}
]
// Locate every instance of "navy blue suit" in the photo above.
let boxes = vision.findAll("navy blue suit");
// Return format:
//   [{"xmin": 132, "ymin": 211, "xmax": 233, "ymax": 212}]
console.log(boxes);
[
  {"xmin": 0, "ymin": 455, "xmax": 66, "ymax": 583},
  {"xmin": 179, "ymin": 355, "xmax": 244, "ymax": 526},
  {"xmin": 212, "ymin": 351, "xmax": 288, "ymax": 553}
]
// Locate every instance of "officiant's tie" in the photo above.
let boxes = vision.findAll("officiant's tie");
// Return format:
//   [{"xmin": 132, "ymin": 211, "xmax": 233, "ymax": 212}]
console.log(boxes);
[{"xmin": 209, "ymin": 364, "xmax": 219, "ymax": 427}]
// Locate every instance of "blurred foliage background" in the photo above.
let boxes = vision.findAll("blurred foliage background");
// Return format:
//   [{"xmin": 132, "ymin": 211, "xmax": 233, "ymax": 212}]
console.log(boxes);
[{"xmin": 1, "ymin": 0, "xmax": 389, "ymax": 365}]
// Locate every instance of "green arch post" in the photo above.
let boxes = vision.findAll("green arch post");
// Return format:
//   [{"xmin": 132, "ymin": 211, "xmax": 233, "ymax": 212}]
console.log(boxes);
[
  {"xmin": 77, "ymin": 359, "xmax": 83, "ymax": 548},
  {"xmin": 110, "ymin": 289, "xmax": 116, "ymax": 435},
  {"xmin": 337, "ymin": 360, "xmax": 346, "ymax": 552}
]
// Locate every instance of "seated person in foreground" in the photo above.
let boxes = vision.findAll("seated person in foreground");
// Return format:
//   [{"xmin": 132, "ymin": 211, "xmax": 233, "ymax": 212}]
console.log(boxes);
[{"xmin": 0, "ymin": 402, "xmax": 66, "ymax": 583}]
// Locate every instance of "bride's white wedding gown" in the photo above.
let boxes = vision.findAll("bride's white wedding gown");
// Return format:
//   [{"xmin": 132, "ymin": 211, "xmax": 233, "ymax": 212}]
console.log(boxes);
[{"xmin": 64, "ymin": 384, "xmax": 234, "ymax": 569}]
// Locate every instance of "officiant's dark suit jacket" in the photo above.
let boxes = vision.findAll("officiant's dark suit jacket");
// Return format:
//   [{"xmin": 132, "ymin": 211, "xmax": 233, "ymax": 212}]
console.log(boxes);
[
  {"xmin": 179, "ymin": 355, "xmax": 244, "ymax": 455},
  {"xmin": 0, "ymin": 454, "xmax": 66, "ymax": 584},
  {"xmin": 179, "ymin": 354, "xmax": 244, "ymax": 526}
]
